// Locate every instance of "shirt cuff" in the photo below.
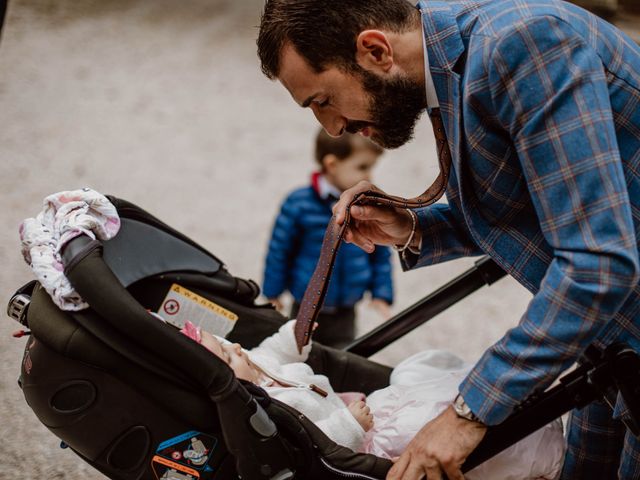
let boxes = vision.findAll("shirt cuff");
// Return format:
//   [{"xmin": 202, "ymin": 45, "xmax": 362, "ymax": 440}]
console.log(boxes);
[{"xmin": 458, "ymin": 371, "xmax": 517, "ymax": 426}]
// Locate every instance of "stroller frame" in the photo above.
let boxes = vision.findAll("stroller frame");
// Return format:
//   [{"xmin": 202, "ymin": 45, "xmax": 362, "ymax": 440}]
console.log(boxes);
[
  {"xmin": 8, "ymin": 197, "xmax": 640, "ymax": 480},
  {"xmin": 348, "ymin": 257, "xmax": 640, "ymax": 472}
]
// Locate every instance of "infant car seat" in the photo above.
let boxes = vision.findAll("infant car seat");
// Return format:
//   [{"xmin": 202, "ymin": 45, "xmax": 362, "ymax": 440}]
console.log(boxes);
[
  {"xmin": 11, "ymin": 196, "xmax": 640, "ymax": 480},
  {"xmin": 9, "ymin": 196, "xmax": 393, "ymax": 480}
]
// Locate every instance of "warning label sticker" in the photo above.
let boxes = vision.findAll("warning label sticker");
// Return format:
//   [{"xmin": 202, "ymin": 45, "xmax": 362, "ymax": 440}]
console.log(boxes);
[{"xmin": 157, "ymin": 284, "xmax": 237, "ymax": 337}]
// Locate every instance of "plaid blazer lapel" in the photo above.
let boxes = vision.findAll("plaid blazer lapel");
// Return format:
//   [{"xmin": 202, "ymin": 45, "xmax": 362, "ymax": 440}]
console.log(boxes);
[{"xmin": 419, "ymin": 1, "xmax": 465, "ymax": 196}]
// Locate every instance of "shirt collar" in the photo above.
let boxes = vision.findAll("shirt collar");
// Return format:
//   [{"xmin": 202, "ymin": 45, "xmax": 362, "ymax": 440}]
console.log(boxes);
[
  {"xmin": 420, "ymin": 8, "xmax": 440, "ymax": 110},
  {"xmin": 317, "ymin": 174, "xmax": 342, "ymax": 201}
]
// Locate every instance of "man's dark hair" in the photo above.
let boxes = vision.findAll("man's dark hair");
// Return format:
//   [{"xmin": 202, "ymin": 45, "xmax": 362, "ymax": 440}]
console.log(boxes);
[
  {"xmin": 315, "ymin": 128, "xmax": 383, "ymax": 169},
  {"xmin": 257, "ymin": 0, "xmax": 418, "ymax": 79}
]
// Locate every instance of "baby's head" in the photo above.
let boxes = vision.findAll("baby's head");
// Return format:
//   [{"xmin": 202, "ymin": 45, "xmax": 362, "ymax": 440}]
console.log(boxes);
[
  {"xmin": 315, "ymin": 128, "xmax": 384, "ymax": 192},
  {"xmin": 184, "ymin": 324, "xmax": 260, "ymax": 383}
]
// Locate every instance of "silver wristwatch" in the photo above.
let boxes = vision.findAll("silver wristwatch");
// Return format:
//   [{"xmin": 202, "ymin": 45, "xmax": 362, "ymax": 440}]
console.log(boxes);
[{"xmin": 453, "ymin": 393, "xmax": 482, "ymax": 423}]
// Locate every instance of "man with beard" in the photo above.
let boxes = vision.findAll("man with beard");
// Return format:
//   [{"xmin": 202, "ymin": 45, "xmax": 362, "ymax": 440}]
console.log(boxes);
[{"xmin": 257, "ymin": 0, "xmax": 640, "ymax": 479}]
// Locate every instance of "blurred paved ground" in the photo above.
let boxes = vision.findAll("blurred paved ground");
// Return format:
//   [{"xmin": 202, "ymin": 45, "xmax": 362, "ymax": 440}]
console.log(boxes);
[
  {"xmin": 0, "ymin": 1, "xmax": 637, "ymax": 478},
  {"xmin": 615, "ymin": 10, "xmax": 640, "ymax": 43}
]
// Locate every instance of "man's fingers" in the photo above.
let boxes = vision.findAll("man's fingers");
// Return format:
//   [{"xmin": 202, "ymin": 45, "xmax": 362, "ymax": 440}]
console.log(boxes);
[
  {"xmin": 332, "ymin": 196, "xmax": 349, "ymax": 225},
  {"xmin": 387, "ymin": 453, "xmax": 443, "ymax": 480},
  {"xmin": 350, "ymin": 204, "xmax": 389, "ymax": 221},
  {"xmin": 424, "ymin": 462, "xmax": 444, "ymax": 480},
  {"xmin": 403, "ymin": 460, "xmax": 430, "ymax": 480},
  {"xmin": 333, "ymin": 181, "xmax": 374, "ymax": 224},
  {"xmin": 386, "ymin": 452, "xmax": 410, "ymax": 480},
  {"xmin": 441, "ymin": 462, "xmax": 465, "ymax": 480},
  {"xmin": 344, "ymin": 224, "xmax": 375, "ymax": 252},
  {"xmin": 349, "ymin": 205, "xmax": 366, "ymax": 219}
]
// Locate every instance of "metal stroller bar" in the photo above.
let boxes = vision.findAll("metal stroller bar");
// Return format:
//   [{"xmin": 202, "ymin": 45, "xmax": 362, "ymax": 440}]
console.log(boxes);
[
  {"xmin": 344, "ymin": 256, "xmax": 640, "ymax": 475},
  {"xmin": 347, "ymin": 256, "xmax": 506, "ymax": 357},
  {"xmin": 0, "ymin": 0, "xmax": 6, "ymax": 37},
  {"xmin": 462, "ymin": 343, "xmax": 640, "ymax": 472}
]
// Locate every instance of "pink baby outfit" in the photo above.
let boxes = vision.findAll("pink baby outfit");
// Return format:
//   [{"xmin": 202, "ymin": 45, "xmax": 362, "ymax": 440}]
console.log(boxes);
[
  {"xmin": 180, "ymin": 321, "xmax": 565, "ymax": 479},
  {"xmin": 361, "ymin": 350, "xmax": 565, "ymax": 480},
  {"xmin": 181, "ymin": 320, "xmax": 367, "ymax": 450}
]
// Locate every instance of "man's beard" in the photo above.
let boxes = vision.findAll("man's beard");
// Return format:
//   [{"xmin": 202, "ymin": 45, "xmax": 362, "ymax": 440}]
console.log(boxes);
[{"xmin": 346, "ymin": 68, "xmax": 428, "ymax": 150}]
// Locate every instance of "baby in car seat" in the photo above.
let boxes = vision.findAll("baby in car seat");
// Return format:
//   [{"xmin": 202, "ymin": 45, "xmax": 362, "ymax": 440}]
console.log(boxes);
[
  {"xmin": 181, "ymin": 319, "xmax": 371, "ymax": 450},
  {"xmin": 181, "ymin": 320, "xmax": 565, "ymax": 480}
]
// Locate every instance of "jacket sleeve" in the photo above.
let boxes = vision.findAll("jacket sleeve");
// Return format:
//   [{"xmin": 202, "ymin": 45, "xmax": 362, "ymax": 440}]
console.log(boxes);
[
  {"xmin": 250, "ymin": 320, "xmax": 312, "ymax": 364},
  {"xmin": 368, "ymin": 246, "xmax": 394, "ymax": 304},
  {"xmin": 262, "ymin": 194, "xmax": 301, "ymax": 299},
  {"xmin": 401, "ymin": 203, "xmax": 482, "ymax": 271},
  {"xmin": 460, "ymin": 16, "xmax": 640, "ymax": 425}
]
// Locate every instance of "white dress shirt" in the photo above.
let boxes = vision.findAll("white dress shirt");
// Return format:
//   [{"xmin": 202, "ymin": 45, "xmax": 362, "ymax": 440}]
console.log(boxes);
[{"xmin": 421, "ymin": 10, "xmax": 440, "ymax": 110}]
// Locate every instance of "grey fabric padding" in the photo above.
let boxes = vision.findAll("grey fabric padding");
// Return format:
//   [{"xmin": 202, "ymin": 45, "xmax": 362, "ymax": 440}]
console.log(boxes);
[{"xmin": 103, "ymin": 218, "xmax": 221, "ymax": 288}]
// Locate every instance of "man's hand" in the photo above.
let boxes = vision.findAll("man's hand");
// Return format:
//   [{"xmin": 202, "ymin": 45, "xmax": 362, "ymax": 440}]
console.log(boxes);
[
  {"xmin": 333, "ymin": 181, "xmax": 420, "ymax": 253},
  {"xmin": 387, "ymin": 405, "xmax": 487, "ymax": 480}
]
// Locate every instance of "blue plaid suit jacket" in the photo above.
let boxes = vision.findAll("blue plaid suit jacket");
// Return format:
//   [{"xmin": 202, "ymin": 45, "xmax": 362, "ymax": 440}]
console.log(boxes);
[{"xmin": 408, "ymin": 0, "xmax": 640, "ymax": 425}]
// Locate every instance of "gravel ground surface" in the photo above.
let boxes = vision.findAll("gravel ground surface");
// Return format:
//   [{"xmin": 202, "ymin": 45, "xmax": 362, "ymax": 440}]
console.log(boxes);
[{"xmin": 0, "ymin": 2, "xmax": 636, "ymax": 478}]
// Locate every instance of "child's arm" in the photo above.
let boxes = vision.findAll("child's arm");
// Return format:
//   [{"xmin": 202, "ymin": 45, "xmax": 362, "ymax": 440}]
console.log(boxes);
[
  {"xmin": 251, "ymin": 319, "xmax": 312, "ymax": 364},
  {"xmin": 262, "ymin": 195, "xmax": 302, "ymax": 301}
]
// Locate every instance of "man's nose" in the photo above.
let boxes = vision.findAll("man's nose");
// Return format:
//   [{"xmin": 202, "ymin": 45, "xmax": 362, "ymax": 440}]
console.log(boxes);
[{"xmin": 312, "ymin": 106, "xmax": 345, "ymax": 137}]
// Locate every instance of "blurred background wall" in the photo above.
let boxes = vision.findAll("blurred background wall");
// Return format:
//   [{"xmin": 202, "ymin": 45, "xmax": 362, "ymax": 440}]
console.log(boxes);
[{"xmin": 0, "ymin": 1, "xmax": 637, "ymax": 478}]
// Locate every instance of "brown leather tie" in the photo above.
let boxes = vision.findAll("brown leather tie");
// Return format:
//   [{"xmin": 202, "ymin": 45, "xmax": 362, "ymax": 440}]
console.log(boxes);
[{"xmin": 294, "ymin": 108, "xmax": 453, "ymax": 352}]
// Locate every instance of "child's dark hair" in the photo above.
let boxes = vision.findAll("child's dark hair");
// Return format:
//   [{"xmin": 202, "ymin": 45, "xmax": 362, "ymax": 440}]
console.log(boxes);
[{"xmin": 315, "ymin": 129, "xmax": 383, "ymax": 169}]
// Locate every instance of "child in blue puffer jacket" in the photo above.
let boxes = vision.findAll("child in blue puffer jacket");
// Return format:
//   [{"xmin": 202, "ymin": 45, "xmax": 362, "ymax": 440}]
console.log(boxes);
[{"xmin": 262, "ymin": 129, "xmax": 393, "ymax": 348}]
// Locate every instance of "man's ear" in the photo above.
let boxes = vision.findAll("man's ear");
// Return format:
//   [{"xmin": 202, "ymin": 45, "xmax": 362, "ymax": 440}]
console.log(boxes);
[{"xmin": 355, "ymin": 30, "xmax": 394, "ymax": 73}]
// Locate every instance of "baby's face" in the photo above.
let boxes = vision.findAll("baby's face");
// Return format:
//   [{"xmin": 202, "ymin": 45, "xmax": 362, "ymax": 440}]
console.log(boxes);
[{"xmin": 200, "ymin": 331, "xmax": 259, "ymax": 383}]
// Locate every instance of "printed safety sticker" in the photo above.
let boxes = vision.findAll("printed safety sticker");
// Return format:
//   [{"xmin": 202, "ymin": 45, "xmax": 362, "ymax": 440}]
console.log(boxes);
[{"xmin": 157, "ymin": 284, "xmax": 238, "ymax": 337}]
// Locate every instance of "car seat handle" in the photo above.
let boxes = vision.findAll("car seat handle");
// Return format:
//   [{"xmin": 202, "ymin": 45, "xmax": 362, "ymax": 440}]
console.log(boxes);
[
  {"xmin": 62, "ymin": 234, "xmax": 300, "ymax": 479},
  {"xmin": 62, "ymin": 234, "xmax": 236, "ymax": 398}
]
